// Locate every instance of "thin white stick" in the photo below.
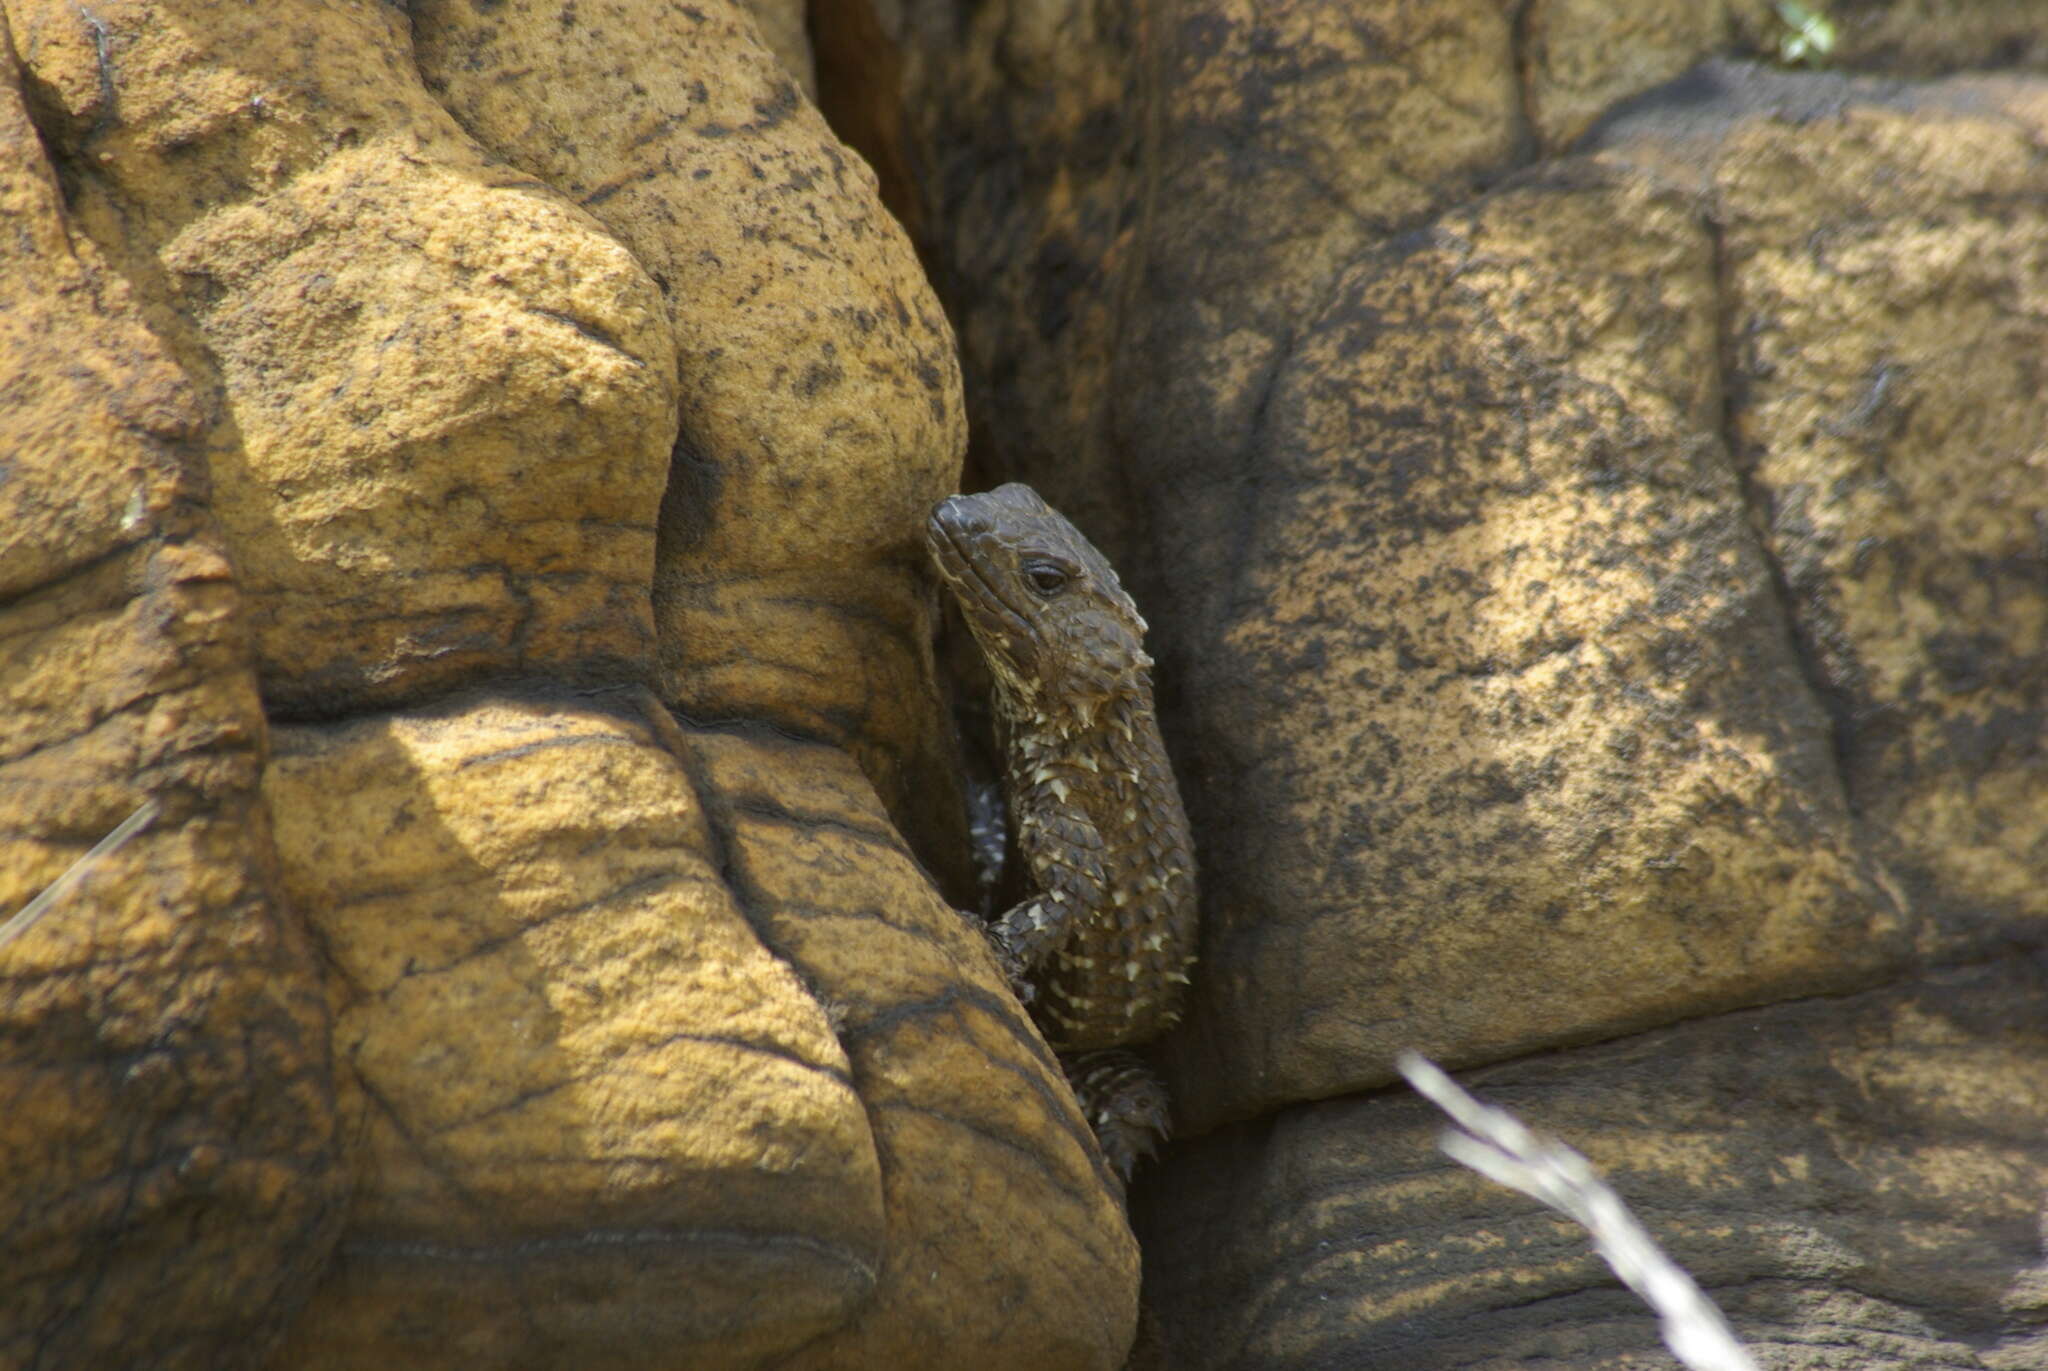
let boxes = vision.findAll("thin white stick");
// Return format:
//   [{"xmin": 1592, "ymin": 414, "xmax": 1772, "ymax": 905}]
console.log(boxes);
[
  {"xmin": 1397, "ymin": 1052, "xmax": 1759, "ymax": 1371},
  {"xmin": 0, "ymin": 799, "xmax": 161, "ymax": 955}
]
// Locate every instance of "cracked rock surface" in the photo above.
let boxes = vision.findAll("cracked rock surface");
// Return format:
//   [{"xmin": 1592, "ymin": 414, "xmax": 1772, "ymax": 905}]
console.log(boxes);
[{"xmin": 0, "ymin": 1, "xmax": 1132, "ymax": 1367}]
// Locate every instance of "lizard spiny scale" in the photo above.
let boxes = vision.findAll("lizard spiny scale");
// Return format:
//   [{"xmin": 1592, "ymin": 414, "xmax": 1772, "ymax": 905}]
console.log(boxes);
[{"xmin": 925, "ymin": 483, "xmax": 1198, "ymax": 1060}]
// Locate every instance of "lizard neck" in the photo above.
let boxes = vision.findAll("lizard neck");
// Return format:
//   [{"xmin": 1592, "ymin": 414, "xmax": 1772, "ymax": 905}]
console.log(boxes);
[{"xmin": 1001, "ymin": 686, "xmax": 1153, "ymax": 774}]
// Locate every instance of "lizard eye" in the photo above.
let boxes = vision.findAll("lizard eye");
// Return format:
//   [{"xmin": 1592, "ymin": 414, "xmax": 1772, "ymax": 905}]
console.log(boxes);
[{"xmin": 1024, "ymin": 561, "xmax": 1071, "ymax": 596}]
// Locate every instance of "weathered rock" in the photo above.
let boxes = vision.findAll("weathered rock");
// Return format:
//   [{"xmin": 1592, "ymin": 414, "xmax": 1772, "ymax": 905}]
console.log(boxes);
[
  {"xmin": 261, "ymin": 692, "xmax": 1134, "ymax": 1370},
  {"xmin": 0, "ymin": 44, "xmax": 343, "ymax": 1368},
  {"xmin": 1663, "ymin": 67, "xmax": 2048, "ymax": 962},
  {"xmin": 866, "ymin": 4, "xmax": 2048, "ymax": 1368},
  {"xmin": 686, "ymin": 724, "xmax": 1138, "ymax": 1368},
  {"xmin": 1521, "ymin": 0, "xmax": 1753, "ymax": 151},
  {"xmin": 259, "ymin": 691, "xmax": 876, "ymax": 1368},
  {"xmin": 737, "ymin": 0, "xmax": 818, "ymax": 99},
  {"xmin": 881, "ymin": 0, "xmax": 2048, "ymax": 1113},
  {"xmin": 1134, "ymin": 955, "xmax": 2048, "ymax": 1371},
  {"xmin": 1817, "ymin": 0, "xmax": 2048, "ymax": 74},
  {"xmin": 1161, "ymin": 156, "xmax": 1918, "ymax": 1127},
  {"xmin": 890, "ymin": 0, "xmax": 1523, "ymax": 553},
  {"xmin": 5, "ymin": 0, "xmax": 1134, "ymax": 1365},
  {"xmin": 8, "ymin": 0, "xmax": 679, "ymax": 717},
  {"xmin": 411, "ymin": 0, "xmax": 971, "ymax": 873},
  {"xmin": 14, "ymin": 0, "xmax": 2046, "ymax": 1366}
]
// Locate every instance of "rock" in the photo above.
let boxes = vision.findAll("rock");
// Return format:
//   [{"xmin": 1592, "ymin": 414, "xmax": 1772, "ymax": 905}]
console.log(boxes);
[
  {"xmin": 0, "ymin": 48, "xmax": 344, "ymax": 1368},
  {"xmin": 262, "ymin": 691, "xmax": 1136, "ymax": 1369},
  {"xmin": 866, "ymin": 4, "xmax": 2048, "ymax": 1367},
  {"xmin": 2, "ymin": 0, "xmax": 1135, "ymax": 1365},
  {"xmin": 878, "ymin": 0, "xmax": 2048, "ymax": 1114},
  {"xmin": 10, "ymin": 0, "xmax": 680, "ymax": 717},
  {"xmin": 735, "ymin": 0, "xmax": 819, "ymax": 100},
  {"xmin": 1156, "ymin": 161, "xmax": 1912, "ymax": 1128},
  {"xmin": 1636, "ymin": 65, "xmax": 2048, "ymax": 963},
  {"xmin": 411, "ymin": 0, "xmax": 971, "ymax": 871},
  {"xmin": 1522, "ymin": 0, "xmax": 1747, "ymax": 150},
  {"xmin": 1135, "ymin": 956, "xmax": 2048, "ymax": 1370},
  {"xmin": 684, "ymin": 723, "xmax": 1138, "ymax": 1369}
]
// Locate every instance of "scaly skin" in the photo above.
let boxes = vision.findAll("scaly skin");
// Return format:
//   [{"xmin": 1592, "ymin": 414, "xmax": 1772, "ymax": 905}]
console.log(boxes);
[{"xmin": 925, "ymin": 484, "xmax": 1197, "ymax": 1053}]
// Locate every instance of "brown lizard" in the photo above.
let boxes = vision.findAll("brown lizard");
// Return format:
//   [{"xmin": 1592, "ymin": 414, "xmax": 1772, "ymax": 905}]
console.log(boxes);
[{"xmin": 926, "ymin": 483, "xmax": 1197, "ymax": 1178}]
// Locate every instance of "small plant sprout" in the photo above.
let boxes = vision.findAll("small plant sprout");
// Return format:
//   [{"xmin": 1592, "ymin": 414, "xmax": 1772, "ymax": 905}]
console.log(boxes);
[
  {"xmin": 1774, "ymin": 1, "xmax": 1837, "ymax": 66},
  {"xmin": 1397, "ymin": 1052, "xmax": 1760, "ymax": 1371}
]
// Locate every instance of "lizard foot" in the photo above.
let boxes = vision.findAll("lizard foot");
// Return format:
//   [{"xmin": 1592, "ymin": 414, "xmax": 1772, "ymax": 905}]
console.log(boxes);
[
  {"xmin": 1065, "ymin": 1049, "xmax": 1171, "ymax": 1186},
  {"xmin": 981, "ymin": 920, "xmax": 1036, "ymax": 1003}
]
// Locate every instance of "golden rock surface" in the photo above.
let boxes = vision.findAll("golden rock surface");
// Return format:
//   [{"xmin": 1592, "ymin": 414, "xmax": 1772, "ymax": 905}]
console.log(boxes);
[
  {"xmin": 10, "ymin": 0, "xmax": 679, "ymax": 714},
  {"xmin": 1, "ymin": 0, "xmax": 1130, "ymax": 1366},
  {"xmin": 262, "ymin": 694, "xmax": 1133, "ymax": 1369},
  {"xmin": 1700, "ymin": 80, "xmax": 2048, "ymax": 959},
  {"xmin": 410, "ymin": 0, "xmax": 968, "ymax": 853},
  {"xmin": 1159, "ymin": 167, "xmax": 1910, "ymax": 1126},
  {"xmin": 0, "ymin": 46, "xmax": 343, "ymax": 1368}
]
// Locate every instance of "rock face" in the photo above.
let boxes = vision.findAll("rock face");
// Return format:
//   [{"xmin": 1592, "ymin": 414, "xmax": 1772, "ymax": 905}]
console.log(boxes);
[
  {"xmin": 845, "ymin": 2, "xmax": 2048, "ymax": 1368},
  {"xmin": 9, "ymin": 1, "xmax": 2048, "ymax": 1368},
  {"xmin": 0, "ymin": 2, "xmax": 1134, "ymax": 1368},
  {"xmin": 1141, "ymin": 958, "xmax": 2048, "ymax": 1370},
  {"xmin": 0, "ymin": 45, "xmax": 345, "ymax": 1369},
  {"xmin": 262, "ymin": 694, "xmax": 1129, "ymax": 1369}
]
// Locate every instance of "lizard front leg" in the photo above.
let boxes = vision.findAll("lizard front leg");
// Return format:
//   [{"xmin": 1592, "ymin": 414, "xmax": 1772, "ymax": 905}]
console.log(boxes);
[{"xmin": 991, "ymin": 794, "xmax": 1108, "ymax": 982}]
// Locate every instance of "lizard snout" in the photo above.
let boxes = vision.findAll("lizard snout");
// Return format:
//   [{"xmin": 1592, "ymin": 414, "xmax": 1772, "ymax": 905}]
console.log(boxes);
[{"xmin": 931, "ymin": 496, "xmax": 992, "ymax": 537}]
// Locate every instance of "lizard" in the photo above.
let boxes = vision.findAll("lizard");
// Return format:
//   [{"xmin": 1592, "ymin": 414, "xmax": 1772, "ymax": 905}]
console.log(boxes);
[{"xmin": 925, "ymin": 483, "xmax": 1198, "ymax": 1179}]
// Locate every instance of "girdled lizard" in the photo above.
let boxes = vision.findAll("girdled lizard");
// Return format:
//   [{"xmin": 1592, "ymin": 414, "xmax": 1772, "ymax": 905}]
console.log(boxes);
[{"xmin": 926, "ymin": 483, "xmax": 1197, "ymax": 1178}]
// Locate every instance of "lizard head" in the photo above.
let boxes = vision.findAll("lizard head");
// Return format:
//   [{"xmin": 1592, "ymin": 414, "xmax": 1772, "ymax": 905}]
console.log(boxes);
[{"xmin": 926, "ymin": 483, "xmax": 1152, "ymax": 724}]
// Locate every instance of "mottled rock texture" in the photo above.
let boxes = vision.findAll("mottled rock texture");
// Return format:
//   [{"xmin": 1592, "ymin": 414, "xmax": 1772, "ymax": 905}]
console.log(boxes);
[
  {"xmin": 842, "ymin": 1, "xmax": 2048, "ymax": 1368},
  {"xmin": 263, "ymin": 694, "xmax": 1128, "ymax": 1370},
  {"xmin": 0, "ymin": 44, "xmax": 345, "ymax": 1369},
  {"xmin": 1138, "ymin": 957, "xmax": 2048, "ymax": 1370},
  {"xmin": 11, "ymin": 0, "xmax": 2048, "ymax": 1367},
  {"xmin": 1, "ymin": 1, "xmax": 1133, "ymax": 1368}
]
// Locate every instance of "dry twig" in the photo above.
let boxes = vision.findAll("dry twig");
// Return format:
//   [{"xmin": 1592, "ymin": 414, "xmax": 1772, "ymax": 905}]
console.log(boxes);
[
  {"xmin": 0, "ymin": 799, "xmax": 161, "ymax": 955},
  {"xmin": 1398, "ymin": 1052, "xmax": 1759, "ymax": 1371}
]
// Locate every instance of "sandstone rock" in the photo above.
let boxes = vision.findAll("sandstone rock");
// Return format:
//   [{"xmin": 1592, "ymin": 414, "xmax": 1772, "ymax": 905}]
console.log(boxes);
[
  {"xmin": 1522, "ymin": 0, "xmax": 1749, "ymax": 150},
  {"xmin": 1817, "ymin": 1, "xmax": 2048, "ymax": 73},
  {"xmin": 412, "ymin": 0, "xmax": 971, "ymax": 872},
  {"xmin": 1668, "ymin": 68, "xmax": 2048, "ymax": 962},
  {"xmin": 5, "ymin": 0, "xmax": 1133, "ymax": 1365},
  {"xmin": 261, "ymin": 691, "xmax": 876, "ymax": 1368},
  {"xmin": 1158, "ymin": 162, "xmax": 1909, "ymax": 1129},
  {"xmin": 8, "ymin": 0, "xmax": 679, "ymax": 715},
  {"xmin": 737, "ymin": 0, "xmax": 818, "ymax": 100},
  {"xmin": 869, "ymin": 6, "xmax": 2048, "ymax": 1368},
  {"xmin": 686, "ymin": 724, "xmax": 1138, "ymax": 1368},
  {"xmin": 1135, "ymin": 957, "xmax": 2048, "ymax": 1370},
  {"xmin": 0, "ymin": 46, "xmax": 343, "ymax": 1368},
  {"xmin": 15, "ymin": 0, "xmax": 2045, "ymax": 1366},
  {"xmin": 890, "ymin": 0, "xmax": 1522, "ymax": 552},
  {"xmin": 262, "ymin": 691, "xmax": 1135, "ymax": 1370},
  {"xmin": 880, "ymin": 3, "xmax": 2048, "ymax": 1120}
]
